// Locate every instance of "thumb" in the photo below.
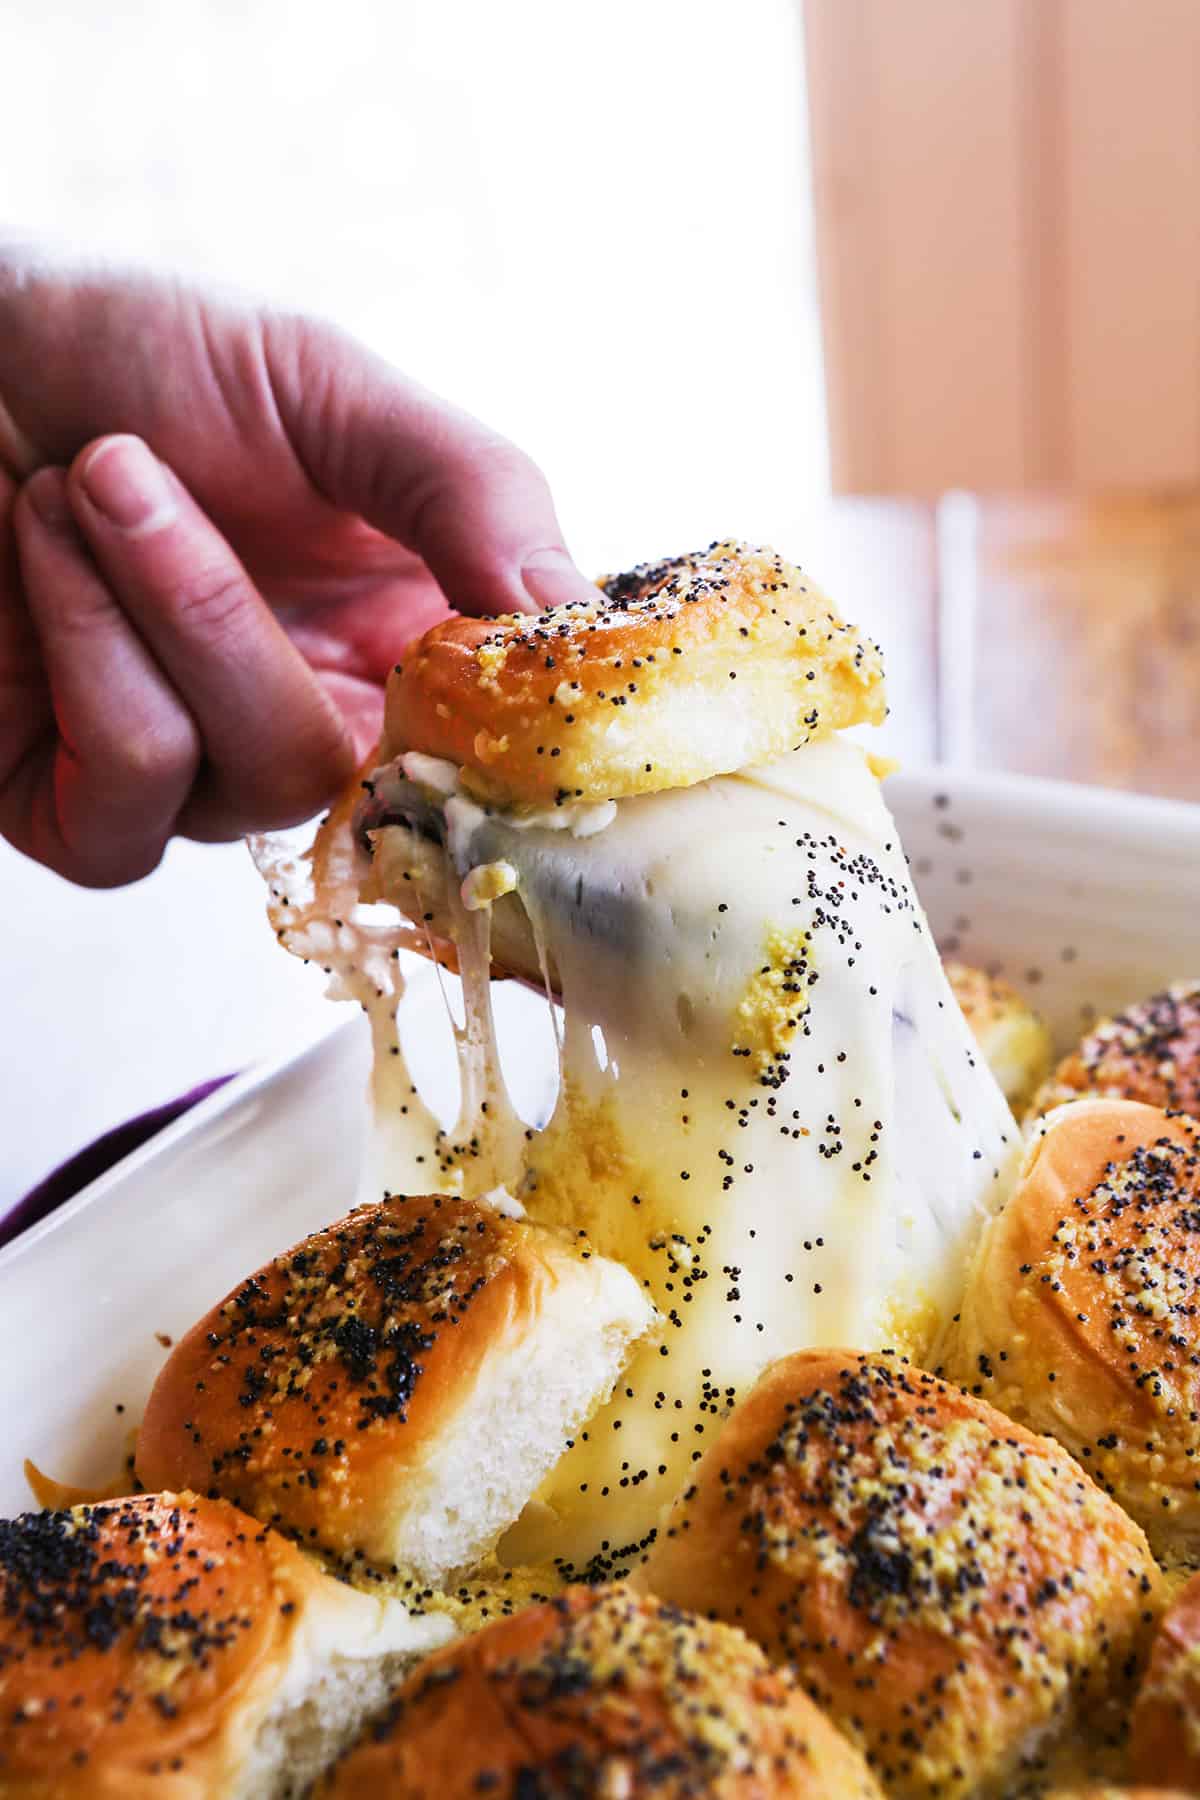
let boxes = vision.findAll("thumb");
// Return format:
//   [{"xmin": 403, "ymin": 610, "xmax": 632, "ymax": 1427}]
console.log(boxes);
[{"xmin": 264, "ymin": 315, "xmax": 598, "ymax": 618}]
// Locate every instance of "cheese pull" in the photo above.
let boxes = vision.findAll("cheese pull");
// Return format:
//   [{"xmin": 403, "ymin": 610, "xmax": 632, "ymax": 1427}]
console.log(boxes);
[{"xmin": 369, "ymin": 737, "xmax": 1020, "ymax": 1574}]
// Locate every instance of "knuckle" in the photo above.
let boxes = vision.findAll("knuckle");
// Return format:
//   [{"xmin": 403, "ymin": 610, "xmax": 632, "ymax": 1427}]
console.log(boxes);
[
  {"xmin": 405, "ymin": 436, "xmax": 549, "ymax": 565},
  {"xmin": 166, "ymin": 558, "xmax": 253, "ymax": 638},
  {"xmin": 460, "ymin": 434, "xmax": 545, "ymax": 496},
  {"xmin": 19, "ymin": 466, "xmax": 69, "ymax": 522},
  {"xmin": 54, "ymin": 577, "xmax": 124, "ymax": 640},
  {"xmin": 109, "ymin": 716, "xmax": 199, "ymax": 791}
]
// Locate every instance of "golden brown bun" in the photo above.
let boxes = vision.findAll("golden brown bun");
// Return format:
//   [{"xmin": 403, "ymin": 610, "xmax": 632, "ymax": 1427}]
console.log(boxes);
[
  {"xmin": 1130, "ymin": 1570, "xmax": 1200, "ymax": 1790},
  {"xmin": 1045, "ymin": 1790, "xmax": 1195, "ymax": 1799},
  {"xmin": 636, "ymin": 1350, "xmax": 1162, "ymax": 1800},
  {"xmin": 944, "ymin": 960, "xmax": 1052, "ymax": 1115},
  {"xmin": 0, "ymin": 1491, "xmax": 447, "ymax": 1799},
  {"xmin": 1030, "ymin": 980, "xmax": 1200, "ymax": 1119},
  {"xmin": 320, "ymin": 1582, "xmax": 883, "ymax": 1799},
  {"xmin": 947, "ymin": 1100, "xmax": 1200, "ymax": 1555},
  {"xmin": 381, "ymin": 541, "xmax": 886, "ymax": 807},
  {"xmin": 136, "ymin": 1194, "xmax": 653, "ymax": 1584}
]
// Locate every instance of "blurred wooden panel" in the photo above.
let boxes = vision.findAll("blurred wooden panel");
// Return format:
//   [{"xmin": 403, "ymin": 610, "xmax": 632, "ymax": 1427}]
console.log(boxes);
[
  {"xmin": 804, "ymin": 0, "xmax": 1200, "ymax": 495},
  {"xmin": 802, "ymin": 0, "xmax": 890, "ymax": 493},
  {"xmin": 805, "ymin": 0, "xmax": 1035, "ymax": 493},
  {"xmin": 946, "ymin": 495, "xmax": 1200, "ymax": 799},
  {"xmin": 1058, "ymin": 0, "xmax": 1200, "ymax": 487}
]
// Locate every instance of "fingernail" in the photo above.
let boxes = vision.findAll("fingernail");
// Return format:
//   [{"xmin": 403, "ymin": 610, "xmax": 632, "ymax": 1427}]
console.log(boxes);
[
  {"xmin": 25, "ymin": 469, "xmax": 73, "ymax": 531},
  {"xmin": 520, "ymin": 547, "xmax": 597, "ymax": 614},
  {"xmin": 80, "ymin": 436, "xmax": 176, "ymax": 535}
]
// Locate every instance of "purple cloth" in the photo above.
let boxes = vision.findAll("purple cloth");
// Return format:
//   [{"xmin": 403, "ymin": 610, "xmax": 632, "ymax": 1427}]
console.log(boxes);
[{"xmin": 2, "ymin": 1076, "xmax": 237, "ymax": 1252}]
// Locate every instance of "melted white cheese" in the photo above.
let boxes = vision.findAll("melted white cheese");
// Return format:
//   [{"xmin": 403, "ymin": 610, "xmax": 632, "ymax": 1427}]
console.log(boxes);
[
  {"xmin": 249, "ymin": 819, "xmax": 449, "ymax": 1199},
  {"xmin": 399, "ymin": 751, "xmax": 460, "ymax": 799},
  {"xmin": 407, "ymin": 736, "xmax": 1020, "ymax": 1574},
  {"xmin": 444, "ymin": 788, "xmax": 617, "ymax": 851}
]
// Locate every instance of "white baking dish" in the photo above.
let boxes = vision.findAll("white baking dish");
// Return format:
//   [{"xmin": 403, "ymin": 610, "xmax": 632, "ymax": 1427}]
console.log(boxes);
[{"xmin": 1, "ymin": 765, "xmax": 1197, "ymax": 1519}]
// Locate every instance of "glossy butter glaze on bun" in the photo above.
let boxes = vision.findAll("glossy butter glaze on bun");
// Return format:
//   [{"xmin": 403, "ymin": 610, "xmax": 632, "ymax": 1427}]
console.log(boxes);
[
  {"xmin": 1129, "ymin": 1569, "xmax": 1200, "ymax": 1790},
  {"xmin": 136, "ymin": 1194, "xmax": 654, "ymax": 1584},
  {"xmin": 1030, "ymin": 981, "xmax": 1200, "ymax": 1120},
  {"xmin": 320, "ymin": 1583, "xmax": 884, "ymax": 1799},
  {"xmin": 380, "ymin": 540, "xmax": 886, "ymax": 807},
  {"xmin": 1044, "ymin": 1790, "xmax": 1196, "ymax": 1799},
  {"xmin": 948, "ymin": 1100, "xmax": 1200, "ymax": 1554},
  {"xmin": 637, "ymin": 1350, "xmax": 1161, "ymax": 1800},
  {"xmin": 0, "ymin": 1491, "xmax": 450, "ymax": 1799}
]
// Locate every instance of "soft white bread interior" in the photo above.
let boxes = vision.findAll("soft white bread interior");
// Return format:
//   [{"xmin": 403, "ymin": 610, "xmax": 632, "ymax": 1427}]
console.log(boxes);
[
  {"xmin": 0, "ymin": 1491, "xmax": 452, "ymax": 1799},
  {"xmin": 135, "ymin": 1193, "xmax": 655, "ymax": 1584}
]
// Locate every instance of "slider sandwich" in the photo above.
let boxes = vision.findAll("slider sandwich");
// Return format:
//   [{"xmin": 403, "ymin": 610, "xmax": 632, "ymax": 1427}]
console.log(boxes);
[
  {"xmin": 0, "ymin": 1491, "xmax": 451, "ymax": 1798},
  {"xmin": 276, "ymin": 541, "xmax": 1021, "ymax": 1573},
  {"xmin": 948, "ymin": 1099, "xmax": 1200, "ymax": 1555},
  {"xmin": 1130, "ymin": 1569, "xmax": 1200, "ymax": 1790},
  {"xmin": 1046, "ymin": 1792, "xmax": 1194, "ymax": 1800},
  {"xmin": 136, "ymin": 1193, "xmax": 653, "ymax": 1584},
  {"xmin": 944, "ymin": 961, "xmax": 1052, "ymax": 1117},
  {"xmin": 636, "ymin": 1350, "xmax": 1162, "ymax": 1800},
  {"xmin": 1029, "ymin": 979, "xmax": 1200, "ymax": 1121},
  {"xmin": 319, "ymin": 1584, "xmax": 883, "ymax": 1798}
]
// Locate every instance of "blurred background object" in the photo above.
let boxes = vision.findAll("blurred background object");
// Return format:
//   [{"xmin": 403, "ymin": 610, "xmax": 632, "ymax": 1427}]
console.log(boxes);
[
  {"xmin": 3, "ymin": 0, "xmax": 1197, "ymax": 1198},
  {"xmin": 805, "ymin": 0, "xmax": 1200, "ymax": 796}
]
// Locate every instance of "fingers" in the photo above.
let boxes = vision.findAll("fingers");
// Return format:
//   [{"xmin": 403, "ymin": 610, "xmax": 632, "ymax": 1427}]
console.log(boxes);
[
  {"xmin": 10, "ymin": 469, "xmax": 200, "ymax": 885},
  {"xmin": 0, "ymin": 460, "xmax": 44, "ymax": 780},
  {"xmin": 264, "ymin": 316, "xmax": 599, "ymax": 618},
  {"xmin": 4, "ymin": 439, "xmax": 361, "ymax": 882},
  {"xmin": 67, "ymin": 434, "xmax": 356, "ymax": 837},
  {"xmin": 0, "ymin": 462, "xmax": 60, "ymax": 872}
]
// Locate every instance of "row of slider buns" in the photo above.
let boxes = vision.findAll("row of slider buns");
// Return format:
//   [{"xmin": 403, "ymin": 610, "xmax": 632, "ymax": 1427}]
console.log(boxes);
[{"xmin": 1, "ymin": 979, "xmax": 1199, "ymax": 1797}]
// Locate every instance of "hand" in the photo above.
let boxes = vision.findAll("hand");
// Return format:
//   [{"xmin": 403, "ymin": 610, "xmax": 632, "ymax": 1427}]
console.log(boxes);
[{"xmin": 0, "ymin": 249, "xmax": 596, "ymax": 886}]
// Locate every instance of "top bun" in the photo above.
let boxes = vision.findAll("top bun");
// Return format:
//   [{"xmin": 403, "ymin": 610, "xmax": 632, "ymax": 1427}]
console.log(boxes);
[
  {"xmin": 380, "ymin": 540, "xmax": 886, "ymax": 806},
  {"xmin": 944, "ymin": 960, "xmax": 1052, "ymax": 1115},
  {"xmin": 0, "ymin": 1491, "xmax": 448, "ymax": 1798},
  {"xmin": 1129, "ymin": 1569, "xmax": 1200, "ymax": 1791},
  {"xmin": 320, "ymin": 1582, "xmax": 884, "ymax": 1798},
  {"xmin": 136, "ymin": 1193, "xmax": 653, "ymax": 1585},
  {"xmin": 1044, "ymin": 1790, "xmax": 1194, "ymax": 1799},
  {"xmin": 948, "ymin": 1099, "xmax": 1200, "ymax": 1555},
  {"xmin": 637, "ymin": 1349, "xmax": 1161, "ymax": 1800},
  {"xmin": 1030, "ymin": 980, "xmax": 1200, "ymax": 1119}
]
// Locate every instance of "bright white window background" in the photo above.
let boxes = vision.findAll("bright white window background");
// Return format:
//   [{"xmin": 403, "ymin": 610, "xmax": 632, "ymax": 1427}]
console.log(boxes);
[{"xmin": 0, "ymin": 0, "xmax": 885, "ymax": 1200}]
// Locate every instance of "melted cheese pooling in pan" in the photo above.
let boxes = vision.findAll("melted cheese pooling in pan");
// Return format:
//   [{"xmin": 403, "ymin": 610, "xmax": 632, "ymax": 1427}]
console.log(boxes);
[{"xmin": 381, "ymin": 737, "xmax": 1020, "ymax": 1576}]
